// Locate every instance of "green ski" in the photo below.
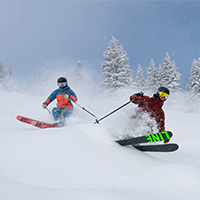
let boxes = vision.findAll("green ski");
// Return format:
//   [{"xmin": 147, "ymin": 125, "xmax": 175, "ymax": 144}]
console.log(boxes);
[{"xmin": 116, "ymin": 131, "xmax": 172, "ymax": 146}]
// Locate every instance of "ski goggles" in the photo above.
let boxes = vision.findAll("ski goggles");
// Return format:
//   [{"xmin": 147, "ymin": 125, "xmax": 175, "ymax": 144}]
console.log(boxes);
[
  {"xmin": 158, "ymin": 91, "xmax": 169, "ymax": 100},
  {"xmin": 58, "ymin": 82, "xmax": 67, "ymax": 88}
]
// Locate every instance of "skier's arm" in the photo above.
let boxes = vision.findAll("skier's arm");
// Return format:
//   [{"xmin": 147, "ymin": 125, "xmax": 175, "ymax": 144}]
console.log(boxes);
[
  {"xmin": 130, "ymin": 92, "xmax": 145, "ymax": 105},
  {"xmin": 42, "ymin": 90, "xmax": 57, "ymax": 108},
  {"xmin": 70, "ymin": 95, "xmax": 78, "ymax": 103},
  {"xmin": 69, "ymin": 90, "xmax": 78, "ymax": 103}
]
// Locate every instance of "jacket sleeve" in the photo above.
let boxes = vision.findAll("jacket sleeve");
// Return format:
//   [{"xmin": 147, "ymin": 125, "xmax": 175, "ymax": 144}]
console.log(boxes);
[
  {"xmin": 44, "ymin": 90, "xmax": 57, "ymax": 105},
  {"xmin": 69, "ymin": 89, "xmax": 78, "ymax": 103},
  {"xmin": 130, "ymin": 94, "xmax": 149, "ymax": 106}
]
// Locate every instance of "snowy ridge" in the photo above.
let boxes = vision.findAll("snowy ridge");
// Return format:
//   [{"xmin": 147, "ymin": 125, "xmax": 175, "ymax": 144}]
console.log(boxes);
[{"xmin": 0, "ymin": 90, "xmax": 200, "ymax": 200}]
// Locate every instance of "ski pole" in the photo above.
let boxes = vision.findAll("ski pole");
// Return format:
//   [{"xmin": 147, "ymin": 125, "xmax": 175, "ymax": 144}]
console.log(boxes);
[
  {"xmin": 70, "ymin": 99, "xmax": 99, "ymax": 124},
  {"xmin": 46, "ymin": 107, "xmax": 51, "ymax": 115},
  {"xmin": 94, "ymin": 101, "xmax": 131, "ymax": 124}
]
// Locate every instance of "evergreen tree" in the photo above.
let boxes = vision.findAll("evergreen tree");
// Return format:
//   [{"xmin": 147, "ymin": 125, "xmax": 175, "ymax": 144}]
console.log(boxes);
[
  {"xmin": 185, "ymin": 83, "xmax": 192, "ymax": 97},
  {"xmin": 157, "ymin": 64, "xmax": 164, "ymax": 88},
  {"xmin": 162, "ymin": 53, "xmax": 181, "ymax": 92},
  {"xmin": 3, "ymin": 64, "xmax": 12, "ymax": 91},
  {"xmin": 41, "ymin": 72, "xmax": 49, "ymax": 90},
  {"xmin": 100, "ymin": 37, "xmax": 133, "ymax": 94},
  {"xmin": 31, "ymin": 73, "xmax": 49, "ymax": 96},
  {"xmin": 32, "ymin": 77, "xmax": 41, "ymax": 95},
  {"xmin": 0, "ymin": 62, "xmax": 12, "ymax": 91},
  {"xmin": 135, "ymin": 64, "xmax": 145, "ymax": 91},
  {"xmin": 168, "ymin": 60, "xmax": 182, "ymax": 92},
  {"xmin": 146, "ymin": 59, "xmax": 158, "ymax": 91},
  {"xmin": 0, "ymin": 61, "xmax": 5, "ymax": 89},
  {"xmin": 185, "ymin": 83, "xmax": 191, "ymax": 92},
  {"xmin": 188, "ymin": 58, "xmax": 200, "ymax": 97},
  {"xmin": 74, "ymin": 61, "xmax": 83, "ymax": 87}
]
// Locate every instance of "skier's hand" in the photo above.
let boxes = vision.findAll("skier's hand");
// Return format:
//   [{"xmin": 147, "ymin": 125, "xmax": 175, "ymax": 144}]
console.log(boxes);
[
  {"xmin": 42, "ymin": 102, "xmax": 48, "ymax": 109},
  {"xmin": 130, "ymin": 92, "xmax": 143, "ymax": 102}
]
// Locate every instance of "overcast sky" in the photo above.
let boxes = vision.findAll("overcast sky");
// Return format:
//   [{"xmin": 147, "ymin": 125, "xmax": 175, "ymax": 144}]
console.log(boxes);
[{"xmin": 0, "ymin": 1, "xmax": 200, "ymax": 89}]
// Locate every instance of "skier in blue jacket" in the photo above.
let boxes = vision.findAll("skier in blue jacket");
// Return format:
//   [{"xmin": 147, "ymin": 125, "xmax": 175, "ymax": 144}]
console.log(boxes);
[{"xmin": 42, "ymin": 77, "xmax": 78, "ymax": 126}]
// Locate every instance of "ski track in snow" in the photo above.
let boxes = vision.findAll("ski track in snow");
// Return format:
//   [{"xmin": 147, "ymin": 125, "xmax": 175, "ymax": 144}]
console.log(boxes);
[{"xmin": 0, "ymin": 90, "xmax": 200, "ymax": 200}]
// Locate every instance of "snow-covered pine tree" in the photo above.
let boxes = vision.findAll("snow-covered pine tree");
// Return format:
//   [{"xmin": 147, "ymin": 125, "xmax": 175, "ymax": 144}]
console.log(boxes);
[
  {"xmin": 185, "ymin": 83, "xmax": 192, "ymax": 92},
  {"xmin": 3, "ymin": 64, "xmax": 12, "ymax": 91},
  {"xmin": 135, "ymin": 64, "xmax": 145, "ymax": 91},
  {"xmin": 162, "ymin": 53, "xmax": 181, "ymax": 93},
  {"xmin": 74, "ymin": 61, "xmax": 83, "ymax": 88},
  {"xmin": 188, "ymin": 58, "xmax": 200, "ymax": 98},
  {"xmin": 41, "ymin": 72, "xmax": 49, "ymax": 91},
  {"xmin": 185, "ymin": 83, "xmax": 193, "ymax": 101},
  {"xmin": 168, "ymin": 60, "xmax": 182, "ymax": 92},
  {"xmin": 31, "ymin": 72, "xmax": 49, "ymax": 96},
  {"xmin": 100, "ymin": 37, "xmax": 133, "ymax": 95},
  {"xmin": 31, "ymin": 77, "xmax": 41, "ymax": 95},
  {"xmin": 0, "ymin": 61, "xmax": 5, "ymax": 89},
  {"xmin": 146, "ymin": 59, "xmax": 158, "ymax": 91},
  {"xmin": 0, "ymin": 62, "xmax": 12, "ymax": 91},
  {"xmin": 157, "ymin": 64, "xmax": 164, "ymax": 88}
]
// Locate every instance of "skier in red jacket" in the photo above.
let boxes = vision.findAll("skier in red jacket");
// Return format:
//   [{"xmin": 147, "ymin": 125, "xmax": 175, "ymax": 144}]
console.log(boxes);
[{"xmin": 130, "ymin": 87, "xmax": 170, "ymax": 143}]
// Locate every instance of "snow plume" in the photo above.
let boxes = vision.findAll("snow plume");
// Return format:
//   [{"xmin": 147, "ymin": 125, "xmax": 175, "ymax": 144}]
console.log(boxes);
[{"xmin": 6, "ymin": 64, "xmax": 193, "ymax": 137}]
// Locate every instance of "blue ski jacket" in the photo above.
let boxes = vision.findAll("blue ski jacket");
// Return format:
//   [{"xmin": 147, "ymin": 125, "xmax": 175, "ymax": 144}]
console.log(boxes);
[{"xmin": 44, "ymin": 86, "xmax": 78, "ymax": 110}]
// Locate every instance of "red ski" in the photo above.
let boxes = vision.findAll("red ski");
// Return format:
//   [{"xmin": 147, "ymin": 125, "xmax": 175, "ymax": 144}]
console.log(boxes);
[{"xmin": 16, "ymin": 115, "xmax": 59, "ymax": 129}]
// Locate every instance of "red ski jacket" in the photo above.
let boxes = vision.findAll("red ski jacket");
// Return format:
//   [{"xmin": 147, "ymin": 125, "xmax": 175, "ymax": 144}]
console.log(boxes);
[
  {"xmin": 44, "ymin": 86, "xmax": 77, "ymax": 109},
  {"xmin": 130, "ymin": 94, "xmax": 165, "ymax": 132}
]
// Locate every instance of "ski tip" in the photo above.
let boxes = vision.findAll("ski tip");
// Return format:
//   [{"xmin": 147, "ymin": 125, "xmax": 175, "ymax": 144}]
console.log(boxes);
[
  {"xmin": 172, "ymin": 143, "xmax": 179, "ymax": 150},
  {"xmin": 16, "ymin": 115, "xmax": 22, "ymax": 120},
  {"xmin": 167, "ymin": 130, "xmax": 173, "ymax": 136}
]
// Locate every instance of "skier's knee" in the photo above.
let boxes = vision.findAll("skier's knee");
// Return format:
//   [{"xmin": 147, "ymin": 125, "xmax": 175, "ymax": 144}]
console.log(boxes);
[
  {"xmin": 52, "ymin": 107, "xmax": 61, "ymax": 121},
  {"xmin": 62, "ymin": 108, "xmax": 73, "ymax": 118}
]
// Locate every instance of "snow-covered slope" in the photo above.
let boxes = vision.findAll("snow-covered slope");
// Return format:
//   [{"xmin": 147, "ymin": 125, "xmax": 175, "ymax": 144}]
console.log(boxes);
[{"xmin": 0, "ymin": 90, "xmax": 200, "ymax": 200}]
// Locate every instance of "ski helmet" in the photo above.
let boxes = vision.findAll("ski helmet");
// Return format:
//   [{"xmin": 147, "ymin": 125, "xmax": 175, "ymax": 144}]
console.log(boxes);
[
  {"xmin": 57, "ymin": 77, "xmax": 68, "ymax": 88},
  {"xmin": 157, "ymin": 86, "xmax": 170, "ymax": 101}
]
